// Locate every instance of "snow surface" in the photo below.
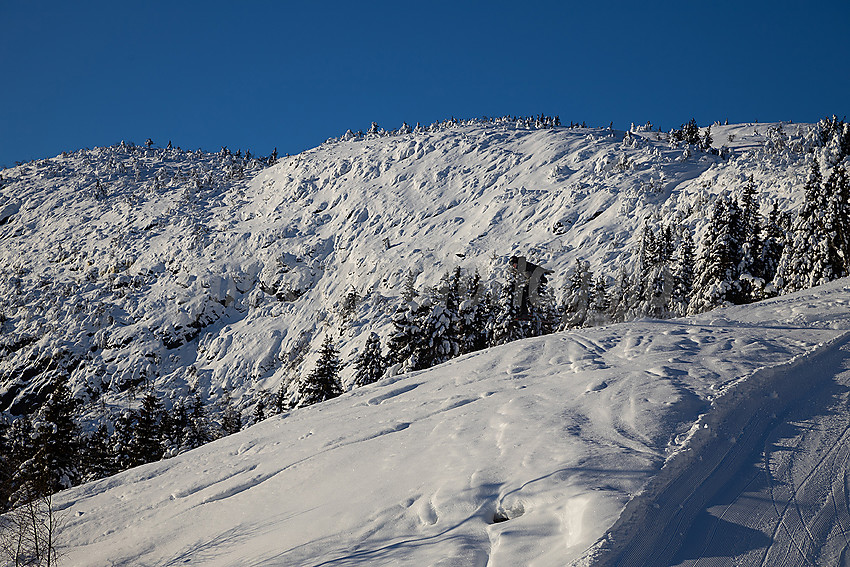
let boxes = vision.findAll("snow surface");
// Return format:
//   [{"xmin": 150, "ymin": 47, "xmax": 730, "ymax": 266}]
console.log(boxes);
[
  {"xmin": 51, "ymin": 279, "xmax": 850, "ymax": 566},
  {"xmin": 0, "ymin": 120, "xmax": 820, "ymax": 419}
]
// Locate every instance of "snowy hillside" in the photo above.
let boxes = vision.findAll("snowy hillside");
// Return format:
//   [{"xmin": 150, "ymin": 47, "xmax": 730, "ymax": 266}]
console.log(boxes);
[
  {"xmin": 50, "ymin": 279, "xmax": 850, "ymax": 566},
  {"xmin": 3, "ymin": 116, "xmax": 850, "ymax": 564},
  {"xmin": 0, "ymin": 119, "xmax": 831, "ymax": 422}
]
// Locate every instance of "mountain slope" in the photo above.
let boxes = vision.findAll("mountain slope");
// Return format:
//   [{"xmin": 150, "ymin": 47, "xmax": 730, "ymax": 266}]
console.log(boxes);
[
  {"xmin": 51, "ymin": 278, "xmax": 850, "ymax": 566},
  {"xmin": 0, "ymin": 120, "xmax": 820, "ymax": 422}
]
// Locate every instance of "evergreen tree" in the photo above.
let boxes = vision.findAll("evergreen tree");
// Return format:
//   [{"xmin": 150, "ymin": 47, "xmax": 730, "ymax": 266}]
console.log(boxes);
[
  {"xmin": 401, "ymin": 270, "xmax": 419, "ymax": 302},
  {"xmin": 701, "ymin": 125, "xmax": 713, "ymax": 151},
  {"xmin": 129, "ymin": 392, "xmax": 165, "ymax": 466},
  {"xmin": 0, "ymin": 418, "xmax": 9, "ymax": 509},
  {"xmin": 774, "ymin": 161, "xmax": 828, "ymax": 293},
  {"xmin": 253, "ymin": 397, "xmax": 267, "ymax": 425},
  {"xmin": 689, "ymin": 194, "xmax": 743, "ymax": 314},
  {"xmin": 670, "ymin": 231, "xmax": 695, "ymax": 315},
  {"xmin": 79, "ymin": 423, "xmax": 115, "ymax": 482},
  {"xmin": 352, "ymin": 332, "xmax": 386, "ymax": 387},
  {"xmin": 295, "ymin": 335, "xmax": 343, "ymax": 407},
  {"xmin": 737, "ymin": 177, "xmax": 765, "ymax": 301},
  {"xmin": 458, "ymin": 270, "xmax": 490, "ymax": 354},
  {"xmin": 760, "ymin": 201, "xmax": 785, "ymax": 284},
  {"xmin": 561, "ymin": 258, "xmax": 593, "ymax": 328},
  {"xmin": 588, "ymin": 275, "xmax": 611, "ymax": 325},
  {"xmin": 110, "ymin": 409, "xmax": 137, "ymax": 472},
  {"xmin": 491, "ymin": 276, "xmax": 523, "ymax": 345},
  {"xmin": 608, "ymin": 267, "xmax": 636, "ymax": 322},
  {"xmin": 385, "ymin": 301, "xmax": 422, "ymax": 373},
  {"xmin": 641, "ymin": 263, "xmax": 672, "ymax": 318},
  {"xmin": 31, "ymin": 379, "xmax": 81, "ymax": 492},
  {"xmin": 161, "ymin": 398, "xmax": 189, "ymax": 456},
  {"xmin": 413, "ymin": 301, "xmax": 457, "ymax": 370},
  {"xmin": 184, "ymin": 390, "xmax": 214, "ymax": 450},
  {"xmin": 218, "ymin": 389, "xmax": 242, "ymax": 437},
  {"xmin": 824, "ymin": 165, "xmax": 850, "ymax": 274}
]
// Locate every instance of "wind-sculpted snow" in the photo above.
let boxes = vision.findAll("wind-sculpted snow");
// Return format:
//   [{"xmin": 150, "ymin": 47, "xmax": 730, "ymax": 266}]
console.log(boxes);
[
  {"xmin": 0, "ymin": 122, "xmax": 821, "ymax": 420},
  {"xmin": 51, "ymin": 279, "xmax": 850, "ymax": 566}
]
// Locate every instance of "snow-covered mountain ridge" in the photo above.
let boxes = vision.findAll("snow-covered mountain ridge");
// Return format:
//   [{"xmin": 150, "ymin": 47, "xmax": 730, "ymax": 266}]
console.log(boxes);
[{"xmin": 0, "ymin": 119, "xmax": 832, "ymax": 422}]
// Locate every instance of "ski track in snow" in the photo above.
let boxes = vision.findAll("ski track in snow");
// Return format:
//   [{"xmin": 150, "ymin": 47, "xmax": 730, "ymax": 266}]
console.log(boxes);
[{"xmin": 668, "ymin": 337, "xmax": 850, "ymax": 567}]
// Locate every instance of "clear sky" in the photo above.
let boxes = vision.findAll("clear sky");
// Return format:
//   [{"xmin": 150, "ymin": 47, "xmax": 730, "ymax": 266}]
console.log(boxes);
[{"xmin": 1, "ymin": 0, "xmax": 848, "ymax": 167}]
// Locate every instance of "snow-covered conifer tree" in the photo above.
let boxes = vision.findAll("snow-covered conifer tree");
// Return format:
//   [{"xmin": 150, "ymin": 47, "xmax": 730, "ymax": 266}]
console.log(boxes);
[
  {"xmin": 385, "ymin": 301, "xmax": 422, "ymax": 373},
  {"xmin": 352, "ymin": 332, "xmax": 385, "ymax": 387},
  {"xmin": 491, "ymin": 278, "xmax": 523, "ymax": 346},
  {"xmin": 774, "ymin": 161, "xmax": 829, "ymax": 293},
  {"xmin": 689, "ymin": 194, "xmax": 743, "ymax": 314},
  {"xmin": 670, "ymin": 231, "xmax": 695, "ymax": 316},
  {"xmin": 561, "ymin": 258, "xmax": 593, "ymax": 328},
  {"xmin": 760, "ymin": 201, "xmax": 785, "ymax": 285},
  {"xmin": 294, "ymin": 335, "xmax": 343, "ymax": 408}
]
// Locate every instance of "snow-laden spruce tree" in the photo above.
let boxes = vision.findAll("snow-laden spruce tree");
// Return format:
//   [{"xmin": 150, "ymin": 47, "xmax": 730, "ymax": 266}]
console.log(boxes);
[
  {"xmin": 760, "ymin": 201, "xmax": 786, "ymax": 284},
  {"xmin": 774, "ymin": 161, "xmax": 840, "ymax": 293},
  {"xmin": 669, "ymin": 231, "xmax": 695, "ymax": 316},
  {"xmin": 491, "ymin": 277, "xmax": 523, "ymax": 345},
  {"xmin": 561, "ymin": 258, "xmax": 594, "ymax": 329},
  {"xmin": 458, "ymin": 270, "xmax": 492, "ymax": 354},
  {"xmin": 689, "ymin": 194, "xmax": 742, "ymax": 314},
  {"xmin": 385, "ymin": 301, "xmax": 423, "ymax": 373},
  {"xmin": 352, "ymin": 332, "xmax": 385, "ymax": 388},
  {"xmin": 413, "ymin": 301, "xmax": 458, "ymax": 370},
  {"xmin": 294, "ymin": 335, "xmax": 342, "ymax": 408}
]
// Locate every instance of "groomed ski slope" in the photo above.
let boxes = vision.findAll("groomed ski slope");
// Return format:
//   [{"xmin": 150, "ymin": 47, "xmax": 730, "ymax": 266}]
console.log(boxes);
[{"xmin": 53, "ymin": 279, "xmax": 850, "ymax": 566}]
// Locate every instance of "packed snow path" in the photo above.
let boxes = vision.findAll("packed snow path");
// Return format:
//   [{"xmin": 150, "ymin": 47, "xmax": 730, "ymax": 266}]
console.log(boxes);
[{"xmin": 669, "ymin": 336, "xmax": 850, "ymax": 566}]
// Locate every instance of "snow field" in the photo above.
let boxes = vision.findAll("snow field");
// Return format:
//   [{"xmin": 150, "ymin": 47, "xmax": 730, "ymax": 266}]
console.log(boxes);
[{"xmin": 51, "ymin": 280, "xmax": 850, "ymax": 566}]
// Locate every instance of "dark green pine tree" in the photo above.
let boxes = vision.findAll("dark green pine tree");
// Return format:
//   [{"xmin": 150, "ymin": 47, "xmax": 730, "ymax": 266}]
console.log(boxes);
[
  {"xmin": 79, "ymin": 423, "xmax": 115, "ymax": 482},
  {"xmin": 161, "ymin": 398, "xmax": 189, "ymax": 456},
  {"xmin": 608, "ymin": 267, "xmax": 636, "ymax": 322},
  {"xmin": 0, "ymin": 417, "xmax": 13, "ymax": 511},
  {"xmin": 413, "ymin": 300, "xmax": 458, "ymax": 371},
  {"xmin": 561, "ymin": 258, "xmax": 593, "ymax": 328},
  {"xmin": 218, "ymin": 389, "xmax": 243, "ymax": 436},
  {"xmin": 296, "ymin": 335, "xmax": 343, "ymax": 408},
  {"xmin": 127, "ymin": 392, "xmax": 165, "ymax": 466},
  {"xmin": 701, "ymin": 125, "xmax": 713, "ymax": 151},
  {"xmin": 111, "ymin": 410, "xmax": 137, "ymax": 472},
  {"xmin": 352, "ymin": 332, "xmax": 386, "ymax": 387},
  {"xmin": 253, "ymin": 396, "xmax": 267, "ymax": 425},
  {"xmin": 184, "ymin": 390, "xmax": 214, "ymax": 450},
  {"xmin": 4, "ymin": 417, "xmax": 35, "ymax": 502},
  {"xmin": 458, "ymin": 270, "xmax": 490, "ymax": 354},
  {"xmin": 32, "ymin": 379, "xmax": 82, "ymax": 492},
  {"xmin": 589, "ymin": 274, "xmax": 611, "ymax": 322},
  {"xmin": 737, "ymin": 176, "xmax": 765, "ymax": 302}
]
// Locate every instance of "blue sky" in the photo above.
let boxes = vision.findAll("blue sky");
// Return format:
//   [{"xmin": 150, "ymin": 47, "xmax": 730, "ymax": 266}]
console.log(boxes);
[{"xmin": 1, "ymin": 0, "xmax": 848, "ymax": 167}]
